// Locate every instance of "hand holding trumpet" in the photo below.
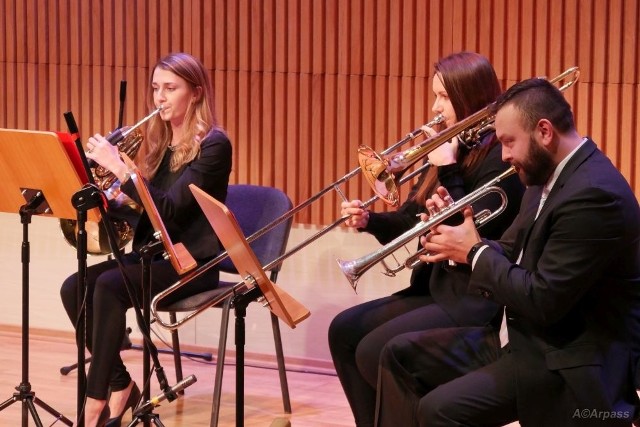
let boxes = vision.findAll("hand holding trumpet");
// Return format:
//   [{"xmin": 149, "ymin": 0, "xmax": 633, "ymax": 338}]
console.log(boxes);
[{"xmin": 419, "ymin": 186, "xmax": 482, "ymax": 265}]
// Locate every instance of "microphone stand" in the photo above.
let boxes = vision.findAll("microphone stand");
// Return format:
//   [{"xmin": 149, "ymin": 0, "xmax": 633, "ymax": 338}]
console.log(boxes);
[{"xmin": 129, "ymin": 240, "xmax": 168, "ymax": 427}]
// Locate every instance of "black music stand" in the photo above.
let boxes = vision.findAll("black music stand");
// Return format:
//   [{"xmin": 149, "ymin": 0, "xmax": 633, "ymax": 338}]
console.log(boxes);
[
  {"xmin": 0, "ymin": 129, "xmax": 91, "ymax": 427},
  {"xmin": 189, "ymin": 184, "xmax": 310, "ymax": 427},
  {"xmin": 122, "ymin": 155, "xmax": 198, "ymax": 427}
]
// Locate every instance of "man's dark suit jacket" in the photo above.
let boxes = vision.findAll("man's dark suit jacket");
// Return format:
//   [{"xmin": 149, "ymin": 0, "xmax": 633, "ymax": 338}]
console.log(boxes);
[{"xmin": 471, "ymin": 139, "xmax": 640, "ymax": 425}]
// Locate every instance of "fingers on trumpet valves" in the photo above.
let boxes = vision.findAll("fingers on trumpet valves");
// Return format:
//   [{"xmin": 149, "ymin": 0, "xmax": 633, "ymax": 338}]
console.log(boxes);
[
  {"xmin": 424, "ymin": 198, "xmax": 441, "ymax": 220},
  {"xmin": 424, "ymin": 188, "xmax": 455, "ymax": 217}
]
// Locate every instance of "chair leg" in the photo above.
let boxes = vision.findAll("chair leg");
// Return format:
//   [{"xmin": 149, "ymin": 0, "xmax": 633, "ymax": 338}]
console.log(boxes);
[
  {"xmin": 270, "ymin": 312, "xmax": 292, "ymax": 414},
  {"xmin": 210, "ymin": 297, "xmax": 232, "ymax": 427},
  {"xmin": 169, "ymin": 312, "xmax": 184, "ymax": 385}
]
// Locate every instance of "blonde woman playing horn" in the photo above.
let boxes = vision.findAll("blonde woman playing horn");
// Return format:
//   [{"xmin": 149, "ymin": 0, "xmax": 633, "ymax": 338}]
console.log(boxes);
[{"xmin": 60, "ymin": 52, "xmax": 232, "ymax": 427}]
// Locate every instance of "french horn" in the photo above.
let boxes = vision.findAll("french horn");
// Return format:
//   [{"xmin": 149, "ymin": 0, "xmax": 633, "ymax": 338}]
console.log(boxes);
[{"xmin": 60, "ymin": 127, "xmax": 143, "ymax": 255}]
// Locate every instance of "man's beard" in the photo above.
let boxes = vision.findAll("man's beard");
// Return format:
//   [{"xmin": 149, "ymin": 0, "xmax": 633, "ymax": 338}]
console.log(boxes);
[{"xmin": 516, "ymin": 135, "xmax": 556, "ymax": 186}]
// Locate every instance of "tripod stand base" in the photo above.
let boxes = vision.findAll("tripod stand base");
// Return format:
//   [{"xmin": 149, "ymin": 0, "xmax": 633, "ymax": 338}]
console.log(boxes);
[
  {"xmin": 0, "ymin": 384, "xmax": 73, "ymax": 427},
  {"xmin": 126, "ymin": 411, "xmax": 166, "ymax": 426}
]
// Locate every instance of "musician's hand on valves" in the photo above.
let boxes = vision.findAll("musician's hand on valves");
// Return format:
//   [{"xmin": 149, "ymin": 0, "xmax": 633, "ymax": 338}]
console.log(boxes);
[
  {"xmin": 342, "ymin": 200, "xmax": 369, "ymax": 229},
  {"xmin": 86, "ymin": 134, "xmax": 129, "ymax": 181},
  {"xmin": 419, "ymin": 185, "xmax": 455, "ymax": 223},
  {"xmin": 418, "ymin": 187, "xmax": 481, "ymax": 264}
]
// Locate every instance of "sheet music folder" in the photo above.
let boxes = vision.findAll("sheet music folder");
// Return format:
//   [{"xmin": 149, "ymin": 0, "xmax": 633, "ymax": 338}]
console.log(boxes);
[
  {"xmin": 0, "ymin": 128, "xmax": 99, "ymax": 221},
  {"xmin": 189, "ymin": 184, "xmax": 310, "ymax": 329}
]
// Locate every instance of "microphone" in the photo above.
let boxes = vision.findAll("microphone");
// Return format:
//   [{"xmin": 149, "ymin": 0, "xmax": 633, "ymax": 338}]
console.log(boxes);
[{"xmin": 133, "ymin": 374, "xmax": 197, "ymax": 416}]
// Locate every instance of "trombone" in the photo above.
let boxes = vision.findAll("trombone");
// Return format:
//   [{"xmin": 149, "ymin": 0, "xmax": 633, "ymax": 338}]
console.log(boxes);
[
  {"xmin": 150, "ymin": 66, "xmax": 580, "ymax": 330},
  {"xmin": 150, "ymin": 115, "xmax": 445, "ymax": 330},
  {"xmin": 359, "ymin": 66, "xmax": 580, "ymax": 206}
]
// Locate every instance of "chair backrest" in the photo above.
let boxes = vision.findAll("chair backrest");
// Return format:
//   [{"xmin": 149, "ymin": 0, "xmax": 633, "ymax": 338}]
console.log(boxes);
[{"xmin": 216, "ymin": 184, "xmax": 294, "ymax": 275}]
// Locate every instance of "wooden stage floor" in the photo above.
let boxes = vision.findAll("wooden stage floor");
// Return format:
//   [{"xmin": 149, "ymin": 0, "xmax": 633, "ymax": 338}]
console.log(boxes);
[{"xmin": 0, "ymin": 328, "xmax": 354, "ymax": 426}]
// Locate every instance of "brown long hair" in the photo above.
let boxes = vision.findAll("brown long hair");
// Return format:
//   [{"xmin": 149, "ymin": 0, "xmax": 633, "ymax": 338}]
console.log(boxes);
[
  {"xmin": 139, "ymin": 52, "xmax": 220, "ymax": 178},
  {"xmin": 412, "ymin": 52, "xmax": 502, "ymax": 205}
]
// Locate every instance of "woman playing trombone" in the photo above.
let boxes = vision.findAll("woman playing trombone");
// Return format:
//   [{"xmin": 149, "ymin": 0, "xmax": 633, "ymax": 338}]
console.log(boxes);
[
  {"xmin": 328, "ymin": 51, "xmax": 525, "ymax": 427},
  {"xmin": 60, "ymin": 52, "xmax": 232, "ymax": 427}
]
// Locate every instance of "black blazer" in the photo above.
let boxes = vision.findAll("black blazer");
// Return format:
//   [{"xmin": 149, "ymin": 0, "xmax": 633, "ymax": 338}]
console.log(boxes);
[
  {"xmin": 471, "ymin": 139, "xmax": 640, "ymax": 425},
  {"xmin": 365, "ymin": 134, "xmax": 524, "ymax": 327},
  {"xmin": 123, "ymin": 129, "xmax": 232, "ymax": 262}
]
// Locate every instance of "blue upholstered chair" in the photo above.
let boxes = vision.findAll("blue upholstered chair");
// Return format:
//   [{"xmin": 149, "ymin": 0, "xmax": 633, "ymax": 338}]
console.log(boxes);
[{"xmin": 157, "ymin": 184, "xmax": 294, "ymax": 426}]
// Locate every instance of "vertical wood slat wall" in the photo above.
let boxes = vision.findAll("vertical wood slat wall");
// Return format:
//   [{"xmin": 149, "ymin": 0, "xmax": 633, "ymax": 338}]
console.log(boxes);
[{"xmin": 1, "ymin": 0, "xmax": 638, "ymax": 225}]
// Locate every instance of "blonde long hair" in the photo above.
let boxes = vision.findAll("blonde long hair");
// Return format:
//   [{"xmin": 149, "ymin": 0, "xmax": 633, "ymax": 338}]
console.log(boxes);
[{"xmin": 140, "ymin": 52, "xmax": 220, "ymax": 178}]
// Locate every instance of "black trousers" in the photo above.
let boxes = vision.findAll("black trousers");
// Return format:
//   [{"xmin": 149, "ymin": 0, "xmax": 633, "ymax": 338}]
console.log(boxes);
[
  {"xmin": 60, "ymin": 252, "xmax": 218, "ymax": 400},
  {"xmin": 376, "ymin": 328, "xmax": 508, "ymax": 427},
  {"xmin": 329, "ymin": 294, "xmax": 462, "ymax": 427}
]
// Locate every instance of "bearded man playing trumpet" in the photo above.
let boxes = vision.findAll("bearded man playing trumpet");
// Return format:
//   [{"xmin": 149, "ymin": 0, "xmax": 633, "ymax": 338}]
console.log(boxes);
[
  {"xmin": 377, "ymin": 78, "xmax": 640, "ymax": 426},
  {"xmin": 328, "ymin": 51, "xmax": 525, "ymax": 427}
]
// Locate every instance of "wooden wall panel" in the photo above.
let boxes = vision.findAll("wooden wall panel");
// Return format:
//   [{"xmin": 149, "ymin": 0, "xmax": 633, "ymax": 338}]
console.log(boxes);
[{"xmin": 1, "ymin": 0, "xmax": 638, "ymax": 227}]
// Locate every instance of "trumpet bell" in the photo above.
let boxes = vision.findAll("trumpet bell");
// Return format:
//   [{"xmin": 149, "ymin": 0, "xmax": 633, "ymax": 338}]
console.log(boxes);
[{"xmin": 335, "ymin": 258, "xmax": 360, "ymax": 291}]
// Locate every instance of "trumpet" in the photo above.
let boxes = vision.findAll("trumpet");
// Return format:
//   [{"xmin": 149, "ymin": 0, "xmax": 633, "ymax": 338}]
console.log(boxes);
[
  {"xmin": 359, "ymin": 66, "xmax": 580, "ymax": 206},
  {"xmin": 337, "ymin": 166, "xmax": 517, "ymax": 291}
]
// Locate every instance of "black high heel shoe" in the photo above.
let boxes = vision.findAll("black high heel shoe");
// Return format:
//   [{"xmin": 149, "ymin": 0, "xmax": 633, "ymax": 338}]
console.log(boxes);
[
  {"xmin": 96, "ymin": 404, "xmax": 110, "ymax": 427},
  {"xmin": 105, "ymin": 382, "xmax": 141, "ymax": 427}
]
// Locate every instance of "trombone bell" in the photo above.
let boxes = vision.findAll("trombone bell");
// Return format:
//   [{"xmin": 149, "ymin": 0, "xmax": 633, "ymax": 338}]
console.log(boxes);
[
  {"xmin": 358, "ymin": 146, "xmax": 400, "ymax": 207},
  {"xmin": 357, "ymin": 114, "xmax": 446, "ymax": 207},
  {"xmin": 358, "ymin": 67, "xmax": 580, "ymax": 207}
]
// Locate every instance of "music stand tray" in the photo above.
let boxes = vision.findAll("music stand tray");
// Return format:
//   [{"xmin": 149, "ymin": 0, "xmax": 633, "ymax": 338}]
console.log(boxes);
[
  {"xmin": 0, "ymin": 129, "xmax": 99, "ymax": 221},
  {"xmin": 189, "ymin": 184, "xmax": 310, "ymax": 328},
  {"xmin": 189, "ymin": 184, "xmax": 309, "ymax": 427},
  {"xmin": 123, "ymin": 153, "xmax": 197, "ymax": 275},
  {"xmin": 0, "ymin": 128, "xmax": 93, "ymax": 426}
]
